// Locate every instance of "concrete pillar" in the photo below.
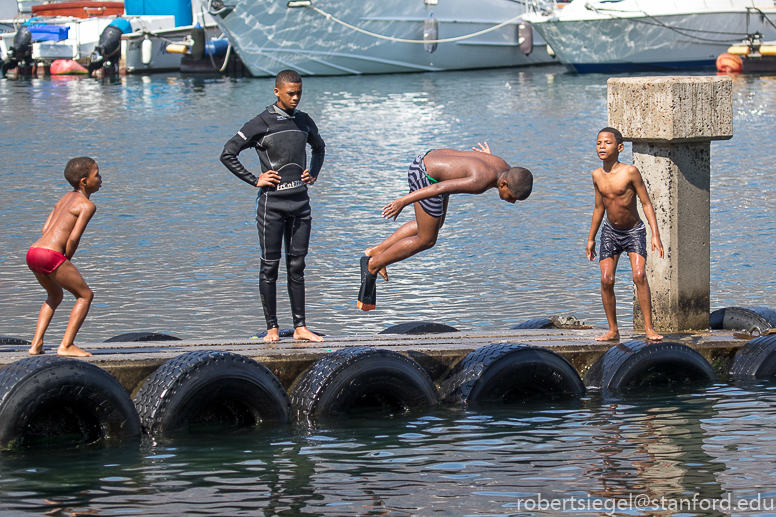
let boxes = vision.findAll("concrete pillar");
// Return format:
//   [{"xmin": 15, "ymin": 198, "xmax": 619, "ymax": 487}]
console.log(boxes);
[{"xmin": 607, "ymin": 76, "xmax": 733, "ymax": 332}]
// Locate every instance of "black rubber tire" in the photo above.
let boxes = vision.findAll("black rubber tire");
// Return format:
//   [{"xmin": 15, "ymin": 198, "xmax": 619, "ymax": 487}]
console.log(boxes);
[
  {"xmin": 133, "ymin": 351, "xmax": 290, "ymax": 435},
  {"xmin": 0, "ymin": 356, "xmax": 140, "ymax": 449},
  {"xmin": 584, "ymin": 340, "xmax": 717, "ymax": 391},
  {"xmin": 709, "ymin": 306, "xmax": 776, "ymax": 334},
  {"xmin": 0, "ymin": 336, "xmax": 31, "ymax": 346},
  {"xmin": 440, "ymin": 343, "xmax": 585, "ymax": 404},
  {"xmin": 104, "ymin": 332, "xmax": 181, "ymax": 343},
  {"xmin": 510, "ymin": 318, "xmax": 555, "ymax": 330},
  {"xmin": 730, "ymin": 334, "xmax": 776, "ymax": 379},
  {"xmin": 290, "ymin": 347, "xmax": 439, "ymax": 417},
  {"xmin": 379, "ymin": 321, "xmax": 459, "ymax": 335}
]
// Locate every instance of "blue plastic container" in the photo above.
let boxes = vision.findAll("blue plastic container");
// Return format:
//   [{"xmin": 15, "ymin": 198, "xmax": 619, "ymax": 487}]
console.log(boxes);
[
  {"xmin": 205, "ymin": 39, "xmax": 229, "ymax": 57},
  {"xmin": 28, "ymin": 25, "xmax": 70, "ymax": 42}
]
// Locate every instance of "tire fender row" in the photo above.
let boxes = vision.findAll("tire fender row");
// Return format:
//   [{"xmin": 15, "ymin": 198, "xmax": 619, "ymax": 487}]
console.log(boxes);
[{"xmin": 3, "ymin": 325, "xmax": 776, "ymax": 448}]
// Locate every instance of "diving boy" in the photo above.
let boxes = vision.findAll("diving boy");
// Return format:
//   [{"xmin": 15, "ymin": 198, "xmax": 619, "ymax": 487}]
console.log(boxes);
[
  {"xmin": 585, "ymin": 127, "xmax": 664, "ymax": 341},
  {"xmin": 220, "ymin": 69, "xmax": 325, "ymax": 343},
  {"xmin": 27, "ymin": 157, "xmax": 102, "ymax": 357},
  {"xmin": 358, "ymin": 142, "xmax": 533, "ymax": 311}
]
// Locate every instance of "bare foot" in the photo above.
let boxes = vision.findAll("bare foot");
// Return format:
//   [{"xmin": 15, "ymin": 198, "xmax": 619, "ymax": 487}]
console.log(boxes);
[
  {"xmin": 595, "ymin": 329, "xmax": 620, "ymax": 342},
  {"xmin": 364, "ymin": 249, "xmax": 388, "ymax": 282},
  {"xmin": 264, "ymin": 328, "xmax": 280, "ymax": 342},
  {"xmin": 28, "ymin": 342, "xmax": 44, "ymax": 355},
  {"xmin": 293, "ymin": 326, "xmax": 324, "ymax": 343},
  {"xmin": 57, "ymin": 344, "xmax": 92, "ymax": 357},
  {"xmin": 645, "ymin": 329, "xmax": 663, "ymax": 341}
]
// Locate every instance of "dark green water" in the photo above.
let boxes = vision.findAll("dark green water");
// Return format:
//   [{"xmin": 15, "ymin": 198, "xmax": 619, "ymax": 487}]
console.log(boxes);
[{"xmin": 2, "ymin": 382, "xmax": 776, "ymax": 516}]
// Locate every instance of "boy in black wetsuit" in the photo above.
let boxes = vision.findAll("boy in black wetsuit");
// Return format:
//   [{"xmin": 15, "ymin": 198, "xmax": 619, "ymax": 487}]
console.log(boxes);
[{"xmin": 220, "ymin": 70, "xmax": 325, "ymax": 343}]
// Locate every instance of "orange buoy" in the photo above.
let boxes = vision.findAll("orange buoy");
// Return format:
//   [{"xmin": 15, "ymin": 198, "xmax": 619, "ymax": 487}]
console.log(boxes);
[{"xmin": 716, "ymin": 52, "xmax": 743, "ymax": 73}]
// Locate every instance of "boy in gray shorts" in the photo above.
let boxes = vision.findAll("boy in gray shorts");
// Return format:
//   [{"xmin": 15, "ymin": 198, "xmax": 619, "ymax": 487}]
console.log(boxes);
[{"xmin": 585, "ymin": 127, "xmax": 664, "ymax": 341}]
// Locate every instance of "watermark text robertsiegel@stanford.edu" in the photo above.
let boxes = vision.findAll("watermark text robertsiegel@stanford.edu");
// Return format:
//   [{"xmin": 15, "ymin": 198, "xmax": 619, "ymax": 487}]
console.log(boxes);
[{"xmin": 503, "ymin": 493, "xmax": 776, "ymax": 515}]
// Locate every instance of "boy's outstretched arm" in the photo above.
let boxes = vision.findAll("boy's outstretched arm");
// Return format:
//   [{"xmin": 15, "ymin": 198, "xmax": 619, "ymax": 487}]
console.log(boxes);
[
  {"xmin": 382, "ymin": 176, "xmax": 485, "ymax": 220},
  {"xmin": 65, "ymin": 204, "xmax": 96, "ymax": 260},
  {"xmin": 632, "ymin": 168, "xmax": 664, "ymax": 258},
  {"xmin": 586, "ymin": 180, "xmax": 605, "ymax": 261}
]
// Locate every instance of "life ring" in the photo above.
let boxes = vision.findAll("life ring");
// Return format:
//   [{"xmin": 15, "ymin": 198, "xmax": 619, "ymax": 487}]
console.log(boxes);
[
  {"xmin": 0, "ymin": 356, "xmax": 140, "ymax": 449},
  {"xmin": 133, "ymin": 351, "xmax": 291, "ymax": 435},
  {"xmin": 584, "ymin": 340, "xmax": 717, "ymax": 391},
  {"xmin": 730, "ymin": 334, "xmax": 776, "ymax": 379},
  {"xmin": 379, "ymin": 321, "xmax": 459, "ymax": 335},
  {"xmin": 440, "ymin": 343, "xmax": 585, "ymax": 404},
  {"xmin": 104, "ymin": 332, "xmax": 181, "ymax": 342},
  {"xmin": 710, "ymin": 306, "xmax": 776, "ymax": 335},
  {"xmin": 289, "ymin": 347, "xmax": 438, "ymax": 418}
]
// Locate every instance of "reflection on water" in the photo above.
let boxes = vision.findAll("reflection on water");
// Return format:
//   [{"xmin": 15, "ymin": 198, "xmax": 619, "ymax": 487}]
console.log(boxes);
[
  {"xmin": 0, "ymin": 70, "xmax": 775, "ymax": 341},
  {"xmin": 2, "ymin": 382, "xmax": 776, "ymax": 515}
]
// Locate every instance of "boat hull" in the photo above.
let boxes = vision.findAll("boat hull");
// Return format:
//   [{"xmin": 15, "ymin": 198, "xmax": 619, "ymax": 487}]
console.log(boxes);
[
  {"xmin": 211, "ymin": 0, "xmax": 557, "ymax": 77},
  {"xmin": 529, "ymin": 10, "xmax": 776, "ymax": 73}
]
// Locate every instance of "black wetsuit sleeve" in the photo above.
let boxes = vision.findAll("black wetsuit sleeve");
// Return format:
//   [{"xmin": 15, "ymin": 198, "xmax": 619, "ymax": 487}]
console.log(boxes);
[
  {"xmin": 306, "ymin": 115, "xmax": 325, "ymax": 179},
  {"xmin": 220, "ymin": 115, "xmax": 269, "ymax": 187}
]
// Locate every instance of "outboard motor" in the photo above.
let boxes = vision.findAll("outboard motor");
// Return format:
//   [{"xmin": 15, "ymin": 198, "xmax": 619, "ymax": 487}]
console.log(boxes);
[
  {"xmin": 89, "ymin": 18, "xmax": 131, "ymax": 74},
  {"xmin": 2, "ymin": 25, "xmax": 32, "ymax": 76}
]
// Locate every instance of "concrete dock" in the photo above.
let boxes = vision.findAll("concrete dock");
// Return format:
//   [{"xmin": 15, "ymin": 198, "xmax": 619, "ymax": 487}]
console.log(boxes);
[{"xmin": 0, "ymin": 329, "xmax": 751, "ymax": 397}]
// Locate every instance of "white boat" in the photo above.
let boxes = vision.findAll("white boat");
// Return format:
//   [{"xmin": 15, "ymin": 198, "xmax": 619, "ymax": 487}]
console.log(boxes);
[
  {"xmin": 1, "ymin": 0, "xmax": 223, "ymax": 75},
  {"xmin": 523, "ymin": 0, "xmax": 776, "ymax": 73},
  {"xmin": 206, "ymin": 0, "xmax": 558, "ymax": 77}
]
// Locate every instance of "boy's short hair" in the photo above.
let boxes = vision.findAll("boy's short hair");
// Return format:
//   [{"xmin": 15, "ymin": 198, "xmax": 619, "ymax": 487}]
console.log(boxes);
[
  {"xmin": 275, "ymin": 69, "xmax": 302, "ymax": 87},
  {"xmin": 599, "ymin": 127, "xmax": 623, "ymax": 145},
  {"xmin": 506, "ymin": 167, "xmax": 533, "ymax": 200},
  {"xmin": 64, "ymin": 157, "xmax": 96, "ymax": 188}
]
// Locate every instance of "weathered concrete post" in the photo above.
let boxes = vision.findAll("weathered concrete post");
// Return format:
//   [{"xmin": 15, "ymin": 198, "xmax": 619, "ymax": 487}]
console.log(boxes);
[{"xmin": 607, "ymin": 76, "xmax": 733, "ymax": 332}]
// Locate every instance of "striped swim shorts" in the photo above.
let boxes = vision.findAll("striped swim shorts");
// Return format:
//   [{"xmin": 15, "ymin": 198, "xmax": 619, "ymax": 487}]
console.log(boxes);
[
  {"xmin": 599, "ymin": 218, "xmax": 647, "ymax": 261},
  {"xmin": 407, "ymin": 153, "xmax": 447, "ymax": 218}
]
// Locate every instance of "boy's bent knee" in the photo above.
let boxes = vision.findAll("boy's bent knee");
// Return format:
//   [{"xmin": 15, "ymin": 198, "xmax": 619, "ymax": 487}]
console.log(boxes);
[
  {"xmin": 632, "ymin": 269, "xmax": 647, "ymax": 285},
  {"xmin": 81, "ymin": 288, "xmax": 94, "ymax": 304},
  {"xmin": 419, "ymin": 236, "xmax": 437, "ymax": 249}
]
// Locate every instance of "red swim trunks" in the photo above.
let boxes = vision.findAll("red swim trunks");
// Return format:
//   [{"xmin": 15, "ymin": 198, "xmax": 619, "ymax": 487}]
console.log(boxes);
[{"xmin": 26, "ymin": 247, "xmax": 67, "ymax": 275}]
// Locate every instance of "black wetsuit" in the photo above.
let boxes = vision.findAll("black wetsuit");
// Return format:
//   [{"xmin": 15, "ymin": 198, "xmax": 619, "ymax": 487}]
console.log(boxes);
[{"xmin": 220, "ymin": 103, "xmax": 325, "ymax": 330}]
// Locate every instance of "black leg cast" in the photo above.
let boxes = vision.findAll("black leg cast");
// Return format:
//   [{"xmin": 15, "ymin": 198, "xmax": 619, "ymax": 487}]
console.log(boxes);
[
  {"xmin": 259, "ymin": 258, "xmax": 280, "ymax": 330},
  {"xmin": 286, "ymin": 253, "xmax": 306, "ymax": 328},
  {"xmin": 357, "ymin": 256, "xmax": 377, "ymax": 311}
]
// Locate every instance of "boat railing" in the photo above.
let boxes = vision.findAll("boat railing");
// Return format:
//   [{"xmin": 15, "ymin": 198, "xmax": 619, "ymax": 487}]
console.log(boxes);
[{"xmin": 526, "ymin": 1, "xmax": 562, "ymax": 17}]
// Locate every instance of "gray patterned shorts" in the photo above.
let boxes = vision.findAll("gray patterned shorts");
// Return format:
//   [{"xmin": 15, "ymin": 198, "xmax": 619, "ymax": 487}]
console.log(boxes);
[{"xmin": 600, "ymin": 218, "xmax": 647, "ymax": 261}]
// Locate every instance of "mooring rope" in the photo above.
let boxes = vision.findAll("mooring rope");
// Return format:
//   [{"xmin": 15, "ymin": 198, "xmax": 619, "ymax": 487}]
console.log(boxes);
[
  {"xmin": 584, "ymin": 4, "xmax": 773, "ymax": 43},
  {"xmin": 305, "ymin": 5, "xmax": 524, "ymax": 44}
]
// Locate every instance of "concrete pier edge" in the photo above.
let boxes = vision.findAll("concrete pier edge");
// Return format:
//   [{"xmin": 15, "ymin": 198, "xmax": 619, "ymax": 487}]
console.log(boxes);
[
  {"xmin": 607, "ymin": 75, "xmax": 733, "ymax": 332},
  {"xmin": 0, "ymin": 330, "xmax": 750, "ymax": 397}
]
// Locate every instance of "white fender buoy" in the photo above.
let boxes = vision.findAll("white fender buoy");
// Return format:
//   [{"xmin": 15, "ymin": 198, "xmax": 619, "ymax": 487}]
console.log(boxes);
[
  {"xmin": 424, "ymin": 14, "xmax": 438, "ymax": 54},
  {"xmin": 141, "ymin": 36, "xmax": 153, "ymax": 65},
  {"xmin": 518, "ymin": 22, "xmax": 533, "ymax": 55}
]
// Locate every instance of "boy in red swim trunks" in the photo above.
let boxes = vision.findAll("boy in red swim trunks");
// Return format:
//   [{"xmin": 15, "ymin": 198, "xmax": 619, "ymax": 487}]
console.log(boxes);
[{"xmin": 26, "ymin": 157, "xmax": 102, "ymax": 357}]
